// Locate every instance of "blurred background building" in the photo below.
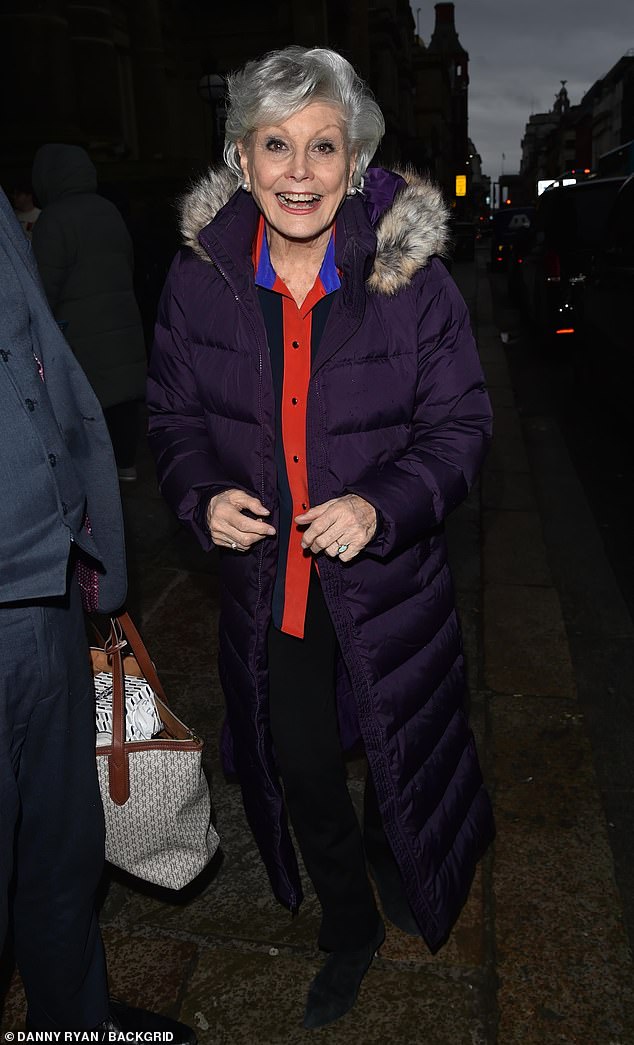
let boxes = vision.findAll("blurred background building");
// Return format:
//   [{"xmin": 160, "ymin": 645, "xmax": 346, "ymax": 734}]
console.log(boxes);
[
  {"xmin": 519, "ymin": 53, "xmax": 634, "ymax": 200},
  {"xmin": 3, "ymin": 2, "xmax": 630, "ymax": 270},
  {"xmin": 0, "ymin": 2, "xmax": 480, "ymax": 211},
  {"xmin": 1, "ymin": 1, "xmax": 489, "ymax": 327}
]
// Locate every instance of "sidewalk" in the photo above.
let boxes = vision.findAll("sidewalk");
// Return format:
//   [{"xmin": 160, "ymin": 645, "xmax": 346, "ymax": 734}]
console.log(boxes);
[{"xmin": 2, "ymin": 254, "xmax": 633, "ymax": 1044}]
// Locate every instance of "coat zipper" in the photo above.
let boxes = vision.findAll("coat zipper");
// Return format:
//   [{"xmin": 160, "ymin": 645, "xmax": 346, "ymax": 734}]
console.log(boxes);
[{"xmin": 208, "ymin": 254, "xmax": 300, "ymax": 912}]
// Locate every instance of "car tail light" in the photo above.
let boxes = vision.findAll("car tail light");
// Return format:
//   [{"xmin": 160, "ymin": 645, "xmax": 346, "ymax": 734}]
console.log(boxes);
[{"xmin": 544, "ymin": 249, "xmax": 561, "ymax": 282}]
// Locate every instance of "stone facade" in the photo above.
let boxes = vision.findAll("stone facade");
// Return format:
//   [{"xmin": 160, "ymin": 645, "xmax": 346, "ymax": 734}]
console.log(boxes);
[
  {"xmin": 1, "ymin": 1, "xmax": 476, "ymax": 209},
  {"xmin": 519, "ymin": 55, "xmax": 634, "ymax": 199}
]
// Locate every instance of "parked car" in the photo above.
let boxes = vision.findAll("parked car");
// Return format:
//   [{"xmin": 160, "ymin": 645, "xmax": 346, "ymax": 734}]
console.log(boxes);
[
  {"xmin": 489, "ymin": 206, "xmax": 536, "ymax": 271},
  {"xmin": 576, "ymin": 173, "xmax": 634, "ymax": 423},
  {"xmin": 451, "ymin": 220, "xmax": 476, "ymax": 262},
  {"xmin": 513, "ymin": 176, "xmax": 626, "ymax": 348}
]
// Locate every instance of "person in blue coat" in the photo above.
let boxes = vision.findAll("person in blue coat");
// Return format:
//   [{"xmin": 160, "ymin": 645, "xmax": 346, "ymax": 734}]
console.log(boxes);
[{"xmin": 0, "ymin": 187, "xmax": 194, "ymax": 1039}]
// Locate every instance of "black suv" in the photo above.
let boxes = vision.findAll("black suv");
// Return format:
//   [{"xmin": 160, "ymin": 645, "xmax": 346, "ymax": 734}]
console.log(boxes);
[
  {"xmin": 514, "ymin": 177, "xmax": 626, "ymax": 347},
  {"xmin": 576, "ymin": 173, "xmax": 634, "ymax": 422},
  {"xmin": 489, "ymin": 206, "xmax": 535, "ymax": 271}
]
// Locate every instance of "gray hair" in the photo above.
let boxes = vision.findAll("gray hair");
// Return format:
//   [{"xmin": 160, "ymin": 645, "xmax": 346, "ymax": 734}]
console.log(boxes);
[{"xmin": 223, "ymin": 46, "xmax": 385, "ymax": 188}]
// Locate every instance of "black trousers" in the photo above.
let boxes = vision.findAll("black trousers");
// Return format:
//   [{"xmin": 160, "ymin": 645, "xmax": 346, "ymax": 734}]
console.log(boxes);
[
  {"xmin": 267, "ymin": 576, "xmax": 382, "ymax": 952},
  {"xmin": 0, "ymin": 579, "xmax": 109, "ymax": 1029}
]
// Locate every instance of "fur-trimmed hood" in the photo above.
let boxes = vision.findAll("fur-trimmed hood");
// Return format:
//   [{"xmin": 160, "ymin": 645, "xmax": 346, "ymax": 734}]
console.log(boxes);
[{"xmin": 178, "ymin": 166, "xmax": 451, "ymax": 295}]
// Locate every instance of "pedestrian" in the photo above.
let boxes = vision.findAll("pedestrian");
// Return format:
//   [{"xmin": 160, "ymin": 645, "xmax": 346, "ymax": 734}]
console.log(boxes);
[
  {"xmin": 31, "ymin": 143, "xmax": 146, "ymax": 481},
  {"xmin": 10, "ymin": 179, "xmax": 40, "ymax": 240},
  {"xmin": 147, "ymin": 45, "xmax": 494, "ymax": 1030},
  {"xmin": 0, "ymin": 186, "xmax": 195, "ymax": 1041}
]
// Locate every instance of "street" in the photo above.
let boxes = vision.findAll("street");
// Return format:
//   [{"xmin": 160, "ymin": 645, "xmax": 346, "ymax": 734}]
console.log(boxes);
[
  {"xmin": 487, "ymin": 257, "xmax": 634, "ymax": 955},
  {"xmin": 2, "ymin": 246, "xmax": 633, "ymax": 1043}
]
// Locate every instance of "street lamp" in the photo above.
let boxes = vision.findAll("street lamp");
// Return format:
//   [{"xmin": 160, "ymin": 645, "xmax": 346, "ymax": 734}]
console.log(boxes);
[{"xmin": 197, "ymin": 73, "xmax": 226, "ymax": 160}]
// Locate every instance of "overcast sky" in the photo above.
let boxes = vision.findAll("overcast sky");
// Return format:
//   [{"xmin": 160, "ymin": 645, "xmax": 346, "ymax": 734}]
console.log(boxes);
[{"xmin": 411, "ymin": 1, "xmax": 634, "ymax": 180}]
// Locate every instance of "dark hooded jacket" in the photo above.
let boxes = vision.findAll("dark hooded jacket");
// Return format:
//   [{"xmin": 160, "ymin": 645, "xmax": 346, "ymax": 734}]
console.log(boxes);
[
  {"xmin": 147, "ymin": 166, "xmax": 495, "ymax": 952},
  {"xmin": 31, "ymin": 144, "xmax": 146, "ymax": 410}
]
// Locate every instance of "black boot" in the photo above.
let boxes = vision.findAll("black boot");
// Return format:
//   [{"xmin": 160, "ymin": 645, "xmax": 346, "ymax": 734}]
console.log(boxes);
[{"xmin": 303, "ymin": 918, "xmax": 385, "ymax": 1030}]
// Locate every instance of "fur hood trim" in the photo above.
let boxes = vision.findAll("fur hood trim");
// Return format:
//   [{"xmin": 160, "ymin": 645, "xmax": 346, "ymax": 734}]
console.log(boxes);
[
  {"xmin": 178, "ymin": 166, "xmax": 450, "ymax": 295},
  {"xmin": 179, "ymin": 166, "xmax": 241, "ymax": 260}
]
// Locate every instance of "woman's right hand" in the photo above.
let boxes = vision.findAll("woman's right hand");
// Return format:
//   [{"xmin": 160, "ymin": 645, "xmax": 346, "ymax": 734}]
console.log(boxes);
[{"xmin": 206, "ymin": 489, "xmax": 276, "ymax": 552}]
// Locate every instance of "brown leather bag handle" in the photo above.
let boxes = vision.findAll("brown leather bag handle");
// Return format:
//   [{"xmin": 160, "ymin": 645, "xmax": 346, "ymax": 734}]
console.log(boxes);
[
  {"xmin": 99, "ymin": 612, "xmax": 168, "ymax": 807},
  {"xmin": 106, "ymin": 619, "xmax": 130, "ymax": 806},
  {"xmin": 115, "ymin": 611, "xmax": 169, "ymax": 707}
]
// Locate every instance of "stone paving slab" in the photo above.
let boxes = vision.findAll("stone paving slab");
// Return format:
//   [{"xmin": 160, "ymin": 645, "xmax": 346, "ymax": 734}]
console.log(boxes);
[
  {"xmin": 141, "ymin": 571, "xmax": 220, "ymax": 679},
  {"xmin": 483, "ymin": 509, "xmax": 553, "ymax": 587},
  {"xmin": 482, "ymin": 470, "xmax": 537, "ymax": 513},
  {"xmin": 106, "ymin": 762, "xmax": 487, "ymax": 970},
  {"xmin": 179, "ymin": 944, "xmax": 490, "ymax": 1045},
  {"xmin": 521, "ymin": 416, "xmax": 633, "ymax": 642},
  {"xmin": 491, "ymin": 695, "xmax": 634, "ymax": 1044},
  {"xmin": 484, "ymin": 584, "xmax": 576, "ymax": 698},
  {"xmin": 446, "ymin": 488, "xmax": 482, "ymax": 594},
  {"xmin": 600, "ymin": 787, "xmax": 634, "ymax": 904},
  {"xmin": 485, "ymin": 408, "xmax": 531, "ymax": 474},
  {"xmin": 102, "ymin": 927, "xmax": 199, "ymax": 1016},
  {"xmin": 455, "ymin": 589, "xmax": 480, "ymax": 694},
  {"xmin": 0, "ymin": 971, "xmax": 24, "ymax": 1032},
  {"xmin": 562, "ymin": 635, "xmax": 634, "ymax": 789}
]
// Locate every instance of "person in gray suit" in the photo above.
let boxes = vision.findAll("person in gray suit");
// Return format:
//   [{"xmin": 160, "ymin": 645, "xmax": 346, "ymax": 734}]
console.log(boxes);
[{"xmin": 0, "ymin": 187, "xmax": 194, "ymax": 1040}]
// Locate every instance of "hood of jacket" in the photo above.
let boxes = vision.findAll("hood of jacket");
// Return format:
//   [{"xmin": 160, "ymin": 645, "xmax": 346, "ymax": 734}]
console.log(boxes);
[
  {"xmin": 178, "ymin": 166, "xmax": 451, "ymax": 295},
  {"xmin": 32, "ymin": 144, "xmax": 98, "ymax": 207}
]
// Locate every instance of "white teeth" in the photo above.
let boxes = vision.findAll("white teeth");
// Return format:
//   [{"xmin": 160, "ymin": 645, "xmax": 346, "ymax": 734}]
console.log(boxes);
[{"xmin": 278, "ymin": 193, "xmax": 321, "ymax": 203}]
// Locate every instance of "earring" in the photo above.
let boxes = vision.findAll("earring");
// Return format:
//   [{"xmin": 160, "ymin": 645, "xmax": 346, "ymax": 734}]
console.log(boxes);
[
  {"xmin": 347, "ymin": 174, "xmax": 364, "ymax": 197},
  {"xmin": 242, "ymin": 182, "xmax": 250, "ymax": 192}
]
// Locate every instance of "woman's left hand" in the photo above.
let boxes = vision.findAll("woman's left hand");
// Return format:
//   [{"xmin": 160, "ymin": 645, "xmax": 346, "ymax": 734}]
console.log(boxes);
[{"xmin": 295, "ymin": 494, "xmax": 377, "ymax": 562}]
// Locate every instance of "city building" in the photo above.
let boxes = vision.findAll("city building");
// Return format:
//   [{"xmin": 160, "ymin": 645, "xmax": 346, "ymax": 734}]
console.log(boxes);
[
  {"xmin": 2, "ymin": 2, "xmax": 481, "ymax": 196},
  {"xmin": 519, "ymin": 53, "xmax": 634, "ymax": 200}
]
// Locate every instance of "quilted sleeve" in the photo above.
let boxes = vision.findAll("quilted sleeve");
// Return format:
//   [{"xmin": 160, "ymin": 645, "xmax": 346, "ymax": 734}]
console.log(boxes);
[
  {"xmin": 146, "ymin": 251, "xmax": 232, "ymax": 549},
  {"xmin": 350, "ymin": 259, "xmax": 492, "ymax": 557}
]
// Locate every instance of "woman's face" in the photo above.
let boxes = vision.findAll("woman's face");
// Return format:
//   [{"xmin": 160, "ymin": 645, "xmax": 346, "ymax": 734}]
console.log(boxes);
[{"xmin": 238, "ymin": 102, "xmax": 356, "ymax": 247}]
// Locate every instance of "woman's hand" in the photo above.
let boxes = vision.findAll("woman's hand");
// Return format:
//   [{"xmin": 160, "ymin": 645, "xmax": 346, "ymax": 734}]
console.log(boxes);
[
  {"xmin": 295, "ymin": 494, "xmax": 377, "ymax": 562},
  {"xmin": 207, "ymin": 489, "xmax": 276, "ymax": 552}
]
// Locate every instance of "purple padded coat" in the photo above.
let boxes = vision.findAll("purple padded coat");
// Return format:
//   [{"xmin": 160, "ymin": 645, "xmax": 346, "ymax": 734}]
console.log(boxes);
[{"xmin": 147, "ymin": 166, "xmax": 495, "ymax": 952}]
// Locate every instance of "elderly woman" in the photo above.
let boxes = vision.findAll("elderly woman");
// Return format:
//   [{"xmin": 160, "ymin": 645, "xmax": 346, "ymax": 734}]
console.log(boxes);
[{"xmin": 147, "ymin": 45, "xmax": 494, "ymax": 1029}]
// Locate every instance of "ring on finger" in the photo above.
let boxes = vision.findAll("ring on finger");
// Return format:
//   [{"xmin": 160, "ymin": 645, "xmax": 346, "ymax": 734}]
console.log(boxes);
[
  {"xmin": 337, "ymin": 543, "xmax": 349, "ymax": 555},
  {"xmin": 230, "ymin": 540, "xmax": 238, "ymax": 550}
]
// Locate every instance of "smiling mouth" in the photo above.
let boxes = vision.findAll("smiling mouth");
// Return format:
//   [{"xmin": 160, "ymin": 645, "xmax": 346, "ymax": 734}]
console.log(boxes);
[{"xmin": 276, "ymin": 192, "xmax": 323, "ymax": 210}]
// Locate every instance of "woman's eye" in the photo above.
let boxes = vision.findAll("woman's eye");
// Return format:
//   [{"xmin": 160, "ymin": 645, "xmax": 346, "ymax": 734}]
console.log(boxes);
[
  {"xmin": 265, "ymin": 138, "xmax": 287, "ymax": 152},
  {"xmin": 314, "ymin": 141, "xmax": 336, "ymax": 154}
]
